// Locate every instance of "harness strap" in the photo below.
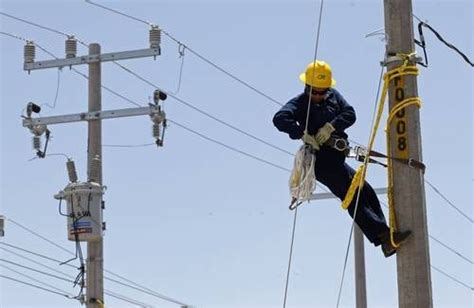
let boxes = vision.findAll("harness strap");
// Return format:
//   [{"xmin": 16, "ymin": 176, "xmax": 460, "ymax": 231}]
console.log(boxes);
[{"xmin": 368, "ymin": 149, "xmax": 426, "ymax": 172}]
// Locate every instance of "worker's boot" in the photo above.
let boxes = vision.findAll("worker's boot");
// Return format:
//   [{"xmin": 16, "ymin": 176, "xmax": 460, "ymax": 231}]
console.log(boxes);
[{"xmin": 380, "ymin": 230, "xmax": 412, "ymax": 258}]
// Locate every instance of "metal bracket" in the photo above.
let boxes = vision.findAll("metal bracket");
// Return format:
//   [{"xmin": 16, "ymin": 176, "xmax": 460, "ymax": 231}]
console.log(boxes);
[
  {"xmin": 381, "ymin": 54, "xmax": 423, "ymax": 67},
  {"xmin": 24, "ymin": 47, "xmax": 160, "ymax": 71},
  {"xmin": 23, "ymin": 105, "xmax": 161, "ymax": 127}
]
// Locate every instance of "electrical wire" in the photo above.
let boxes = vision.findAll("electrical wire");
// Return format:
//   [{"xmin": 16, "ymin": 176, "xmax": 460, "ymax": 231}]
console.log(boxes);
[
  {"xmin": 7, "ymin": 218, "xmax": 75, "ymax": 255},
  {"xmin": 283, "ymin": 1, "xmax": 325, "ymax": 306},
  {"xmin": 1, "ymin": 246, "xmax": 77, "ymax": 278},
  {"xmin": 1, "ymin": 264, "xmax": 77, "ymax": 298},
  {"xmin": 112, "ymin": 62, "xmax": 293, "ymax": 156},
  {"xmin": 105, "ymin": 276, "xmax": 187, "ymax": 306},
  {"xmin": 336, "ymin": 61, "xmax": 386, "ymax": 308},
  {"xmin": 414, "ymin": 19, "xmax": 473, "ymax": 67},
  {"xmin": 428, "ymin": 236, "xmax": 473, "ymax": 265},
  {"xmin": 0, "ymin": 244, "xmax": 157, "ymax": 307},
  {"xmin": 42, "ymin": 68, "xmax": 62, "ymax": 109},
  {"xmin": 170, "ymin": 43, "xmax": 186, "ymax": 95},
  {"xmin": 0, "ymin": 12, "xmax": 69, "ymax": 36},
  {"xmin": 431, "ymin": 265, "xmax": 474, "ymax": 291},
  {"xmin": 0, "ymin": 258, "xmax": 75, "ymax": 283},
  {"xmin": 425, "ymin": 179, "xmax": 473, "ymax": 224},
  {"xmin": 168, "ymin": 119, "xmax": 290, "ymax": 172},
  {"xmin": 0, "ymin": 274, "xmax": 73, "ymax": 299},
  {"xmin": 2, "ymin": 222, "xmax": 191, "ymax": 307},
  {"xmin": 84, "ymin": 0, "xmax": 284, "ymax": 107}
]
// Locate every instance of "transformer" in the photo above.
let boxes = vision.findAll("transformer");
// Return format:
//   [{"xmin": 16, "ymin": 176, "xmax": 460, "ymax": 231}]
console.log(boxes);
[{"xmin": 56, "ymin": 182, "xmax": 104, "ymax": 242}]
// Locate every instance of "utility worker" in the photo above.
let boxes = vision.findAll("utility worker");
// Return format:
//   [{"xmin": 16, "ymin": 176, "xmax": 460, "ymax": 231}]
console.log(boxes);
[{"xmin": 273, "ymin": 60, "xmax": 411, "ymax": 257}]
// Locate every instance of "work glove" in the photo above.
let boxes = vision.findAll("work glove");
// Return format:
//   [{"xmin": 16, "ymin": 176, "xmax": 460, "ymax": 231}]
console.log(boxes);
[
  {"xmin": 315, "ymin": 122, "xmax": 335, "ymax": 145},
  {"xmin": 302, "ymin": 131, "xmax": 320, "ymax": 150}
]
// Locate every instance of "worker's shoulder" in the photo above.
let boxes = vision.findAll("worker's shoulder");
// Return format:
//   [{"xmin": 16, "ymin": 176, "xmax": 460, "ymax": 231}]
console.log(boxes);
[{"xmin": 287, "ymin": 93, "xmax": 307, "ymax": 105}]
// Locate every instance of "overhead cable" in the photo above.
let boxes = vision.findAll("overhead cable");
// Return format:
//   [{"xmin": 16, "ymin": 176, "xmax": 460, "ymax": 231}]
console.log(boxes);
[
  {"xmin": 431, "ymin": 265, "xmax": 474, "ymax": 291},
  {"xmin": 112, "ymin": 62, "xmax": 293, "ymax": 156},
  {"xmin": 0, "ymin": 258, "xmax": 74, "ymax": 283},
  {"xmin": 0, "ymin": 274, "xmax": 73, "ymax": 299},
  {"xmin": 84, "ymin": 0, "xmax": 284, "ymax": 107},
  {"xmin": 1, "ymin": 265, "xmax": 76, "ymax": 298},
  {"xmin": 0, "ymin": 244, "xmax": 156, "ymax": 307},
  {"xmin": 425, "ymin": 179, "xmax": 473, "ymax": 224}
]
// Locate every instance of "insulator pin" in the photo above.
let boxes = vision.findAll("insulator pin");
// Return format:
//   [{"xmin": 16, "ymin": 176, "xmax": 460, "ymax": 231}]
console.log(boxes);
[
  {"xmin": 153, "ymin": 124, "xmax": 161, "ymax": 138},
  {"xmin": 89, "ymin": 156, "xmax": 101, "ymax": 183},
  {"xmin": 24, "ymin": 41, "xmax": 36, "ymax": 63},
  {"xmin": 66, "ymin": 159, "xmax": 78, "ymax": 183},
  {"xmin": 149, "ymin": 26, "xmax": 161, "ymax": 49},
  {"xmin": 65, "ymin": 36, "xmax": 77, "ymax": 58},
  {"xmin": 32, "ymin": 136, "xmax": 42, "ymax": 151}
]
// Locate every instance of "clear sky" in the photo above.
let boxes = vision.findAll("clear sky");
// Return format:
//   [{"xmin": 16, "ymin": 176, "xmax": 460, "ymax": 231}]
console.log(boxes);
[{"xmin": 1, "ymin": 0, "xmax": 472, "ymax": 307}]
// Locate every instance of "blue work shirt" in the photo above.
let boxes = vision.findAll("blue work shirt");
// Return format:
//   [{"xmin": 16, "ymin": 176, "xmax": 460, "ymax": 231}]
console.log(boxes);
[{"xmin": 273, "ymin": 88, "xmax": 356, "ymax": 140}]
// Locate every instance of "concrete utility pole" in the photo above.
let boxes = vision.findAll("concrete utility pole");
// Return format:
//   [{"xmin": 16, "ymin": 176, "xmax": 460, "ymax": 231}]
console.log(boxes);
[
  {"xmin": 383, "ymin": 1, "xmax": 433, "ymax": 307},
  {"xmin": 354, "ymin": 226, "xmax": 366, "ymax": 308},
  {"xmin": 22, "ymin": 32, "xmax": 167, "ymax": 307},
  {"xmin": 87, "ymin": 43, "xmax": 104, "ymax": 308}
]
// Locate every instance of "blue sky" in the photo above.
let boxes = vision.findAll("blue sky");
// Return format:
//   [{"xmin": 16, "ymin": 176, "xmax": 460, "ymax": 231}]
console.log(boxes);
[{"xmin": 1, "ymin": 0, "xmax": 472, "ymax": 307}]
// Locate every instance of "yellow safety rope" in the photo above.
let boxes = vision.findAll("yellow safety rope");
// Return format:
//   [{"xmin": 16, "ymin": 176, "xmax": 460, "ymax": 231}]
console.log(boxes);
[{"xmin": 341, "ymin": 53, "xmax": 422, "ymax": 248}]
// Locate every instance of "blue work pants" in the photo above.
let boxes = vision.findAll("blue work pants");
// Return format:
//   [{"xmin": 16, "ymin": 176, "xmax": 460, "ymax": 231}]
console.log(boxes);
[{"xmin": 314, "ymin": 147, "xmax": 389, "ymax": 246}]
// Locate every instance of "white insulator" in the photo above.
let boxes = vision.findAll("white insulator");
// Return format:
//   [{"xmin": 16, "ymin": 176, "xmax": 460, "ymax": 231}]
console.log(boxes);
[
  {"xmin": 24, "ymin": 41, "xmax": 36, "ymax": 63},
  {"xmin": 89, "ymin": 156, "xmax": 101, "ymax": 183},
  {"xmin": 152, "ymin": 123, "xmax": 161, "ymax": 138},
  {"xmin": 66, "ymin": 159, "xmax": 78, "ymax": 183},
  {"xmin": 65, "ymin": 36, "xmax": 77, "ymax": 59},
  {"xmin": 32, "ymin": 136, "xmax": 42, "ymax": 151},
  {"xmin": 149, "ymin": 26, "xmax": 161, "ymax": 49}
]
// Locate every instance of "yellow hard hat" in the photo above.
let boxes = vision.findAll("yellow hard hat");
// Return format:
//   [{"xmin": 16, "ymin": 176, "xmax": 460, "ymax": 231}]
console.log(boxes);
[{"xmin": 299, "ymin": 60, "xmax": 336, "ymax": 88}]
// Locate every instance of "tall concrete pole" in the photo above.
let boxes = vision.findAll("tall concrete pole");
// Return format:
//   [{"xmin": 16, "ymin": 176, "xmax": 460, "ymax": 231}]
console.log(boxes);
[
  {"xmin": 383, "ymin": 1, "xmax": 433, "ymax": 307},
  {"xmin": 354, "ymin": 225, "xmax": 367, "ymax": 308},
  {"xmin": 87, "ymin": 43, "xmax": 104, "ymax": 308}
]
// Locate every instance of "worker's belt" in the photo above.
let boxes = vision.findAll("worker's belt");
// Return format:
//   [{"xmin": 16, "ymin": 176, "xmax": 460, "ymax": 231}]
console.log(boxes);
[{"xmin": 324, "ymin": 137, "xmax": 350, "ymax": 153}]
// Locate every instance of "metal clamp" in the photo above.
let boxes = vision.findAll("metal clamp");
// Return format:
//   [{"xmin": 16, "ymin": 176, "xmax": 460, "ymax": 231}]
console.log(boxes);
[{"xmin": 333, "ymin": 138, "xmax": 348, "ymax": 152}]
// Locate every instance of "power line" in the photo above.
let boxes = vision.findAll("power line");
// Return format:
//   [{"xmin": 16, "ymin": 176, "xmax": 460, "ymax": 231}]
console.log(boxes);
[
  {"xmin": 7, "ymin": 218, "xmax": 75, "ymax": 255},
  {"xmin": 112, "ymin": 62, "xmax": 293, "ymax": 156},
  {"xmin": 425, "ymin": 179, "xmax": 473, "ymax": 224},
  {"xmin": 431, "ymin": 265, "xmax": 474, "ymax": 291},
  {"xmin": 0, "ymin": 258, "xmax": 75, "ymax": 283},
  {"xmin": 0, "ymin": 274, "xmax": 73, "ymax": 299},
  {"xmin": 0, "ymin": 244, "xmax": 156, "ymax": 307},
  {"xmin": 105, "ymin": 275, "xmax": 187, "ymax": 306},
  {"xmin": 429, "ymin": 236, "xmax": 473, "ymax": 265},
  {"xmin": 0, "ymin": 11, "xmax": 69, "ymax": 36},
  {"xmin": 2, "ymin": 230, "xmax": 189, "ymax": 306},
  {"xmin": 85, "ymin": 0, "xmax": 284, "ymax": 107},
  {"xmin": 0, "ymin": 246, "xmax": 77, "ymax": 278},
  {"xmin": 1, "ymin": 264, "xmax": 77, "ymax": 298},
  {"xmin": 168, "ymin": 119, "xmax": 290, "ymax": 172}
]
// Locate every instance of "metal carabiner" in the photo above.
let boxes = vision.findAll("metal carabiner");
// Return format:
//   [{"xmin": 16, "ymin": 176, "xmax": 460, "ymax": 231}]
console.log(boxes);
[{"xmin": 333, "ymin": 138, "xmax": 348, "ymax": 152}]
